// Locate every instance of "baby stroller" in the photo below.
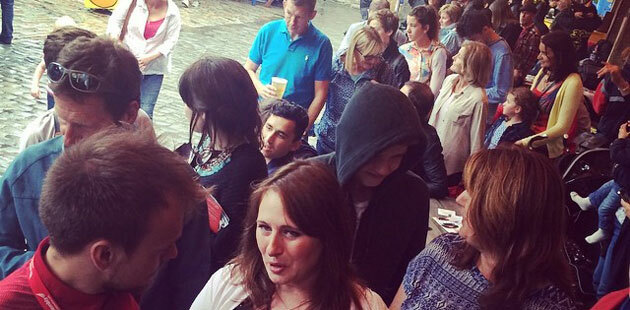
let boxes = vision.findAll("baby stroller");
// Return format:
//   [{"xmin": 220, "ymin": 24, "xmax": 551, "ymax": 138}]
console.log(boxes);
[{"xmin": 528, "ymin": 136, "xmax": 613, "ymax": 309}]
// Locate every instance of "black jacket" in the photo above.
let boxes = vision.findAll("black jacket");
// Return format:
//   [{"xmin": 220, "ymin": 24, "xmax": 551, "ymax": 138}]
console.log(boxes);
[
  {"xmin": 383, "ymin": 39, "xmax": 411, "ymax": 89},
  {"xmin": 412, "ymin": 123, "xmax": 448, "ymax": 198},
  {"xmin": 315, "ymin": 84, "xmax": 430, "ymax": 305}
]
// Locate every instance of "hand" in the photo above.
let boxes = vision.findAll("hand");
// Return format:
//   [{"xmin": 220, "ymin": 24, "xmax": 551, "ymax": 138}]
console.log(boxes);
[
  {"xmin": 515, "ymin": 137, "xmax": 529, "ymax": 147},
  {"xmin": 30, "ymin": 85, "xmax": 40, "ymax": 99},
  {"xmin": 597, "ymin": 63, "xmax": 629, "ymax": 90},
  {"xmin": 618, "ymin": 122, "xmax": 630, "ymax": 139},
  {"xmin": 621, "ymin": 198, "xmax": 630, "ymax": 219},
  {"xmin": 138, "ymin": 55, "xmax": 155, "ymax": 71},
  {"xmin": 259, "ymin": 84, "xmax": 278, "ymax": 99},
  {"xmin": 574, "ymin": 11, "xmax": 584, "ymax": 18}
]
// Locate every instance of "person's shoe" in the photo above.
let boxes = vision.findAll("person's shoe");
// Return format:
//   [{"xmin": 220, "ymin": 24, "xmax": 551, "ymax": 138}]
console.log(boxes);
[
  {"xmin": 570, "ymin": 192, "xmax": 592, "ymax": 211},
  {"xmin": 0, "ymin": 37, "xmax": 11, "ymax": 45},
  {"xmin": 585, "ymin": 228, "xmax": 609, "ymax": 244},
  {"xmin": 181, "ymin": 0, "xmax": 190, "ymax": 7}
]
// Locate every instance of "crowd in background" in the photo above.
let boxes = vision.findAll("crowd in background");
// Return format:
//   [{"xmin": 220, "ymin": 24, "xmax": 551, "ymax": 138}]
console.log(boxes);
[{"xmin": 0, "ymin": 0, "xmax": 629, "ymax": 308}]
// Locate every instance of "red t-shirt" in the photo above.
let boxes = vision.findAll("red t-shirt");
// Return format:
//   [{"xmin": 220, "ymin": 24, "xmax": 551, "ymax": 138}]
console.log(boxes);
[{"xmin": 0, "ymin": 238, "xmax": 139, "ymax": 310}]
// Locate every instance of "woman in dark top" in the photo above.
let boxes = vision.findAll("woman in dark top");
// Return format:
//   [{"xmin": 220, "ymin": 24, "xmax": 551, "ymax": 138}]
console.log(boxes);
[
  {"xmin": 490, "ymin": 0, "xmax": 522, "ymax": 50},
  {"xmin": 179, "ymin": 56, "xmax": 268, "ymax": 274}
]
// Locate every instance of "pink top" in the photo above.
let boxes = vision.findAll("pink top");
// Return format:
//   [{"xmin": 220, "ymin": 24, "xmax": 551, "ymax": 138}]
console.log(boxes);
[{"xmin": 144, "ymin": 18, "xmax": 165, "ymax": 40}]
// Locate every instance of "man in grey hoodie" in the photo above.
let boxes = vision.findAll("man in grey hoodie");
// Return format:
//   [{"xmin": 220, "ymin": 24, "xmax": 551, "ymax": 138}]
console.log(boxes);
[{"xmin": 315, "ymin": 83, "xmax": 430, "ymax": 305}]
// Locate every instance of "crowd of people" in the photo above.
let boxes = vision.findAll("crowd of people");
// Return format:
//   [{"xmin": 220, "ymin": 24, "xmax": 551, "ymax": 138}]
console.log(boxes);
[{"xmin": 0, "ymin": 0, "xmax": 629, "ymax": 308}]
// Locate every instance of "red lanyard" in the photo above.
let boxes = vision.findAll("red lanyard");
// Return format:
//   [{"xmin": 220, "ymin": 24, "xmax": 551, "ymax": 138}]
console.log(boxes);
[{"xmin": 27, "ymin": 259, "xmax": 62, "ymax": 310}]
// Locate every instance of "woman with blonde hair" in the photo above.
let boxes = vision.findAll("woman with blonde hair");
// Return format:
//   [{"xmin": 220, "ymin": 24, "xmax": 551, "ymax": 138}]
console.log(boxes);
[
  {"xmin": 391, "ymin": 146, "xmax": 576, "ymax": 309},
  {"xmin": 428, "ymin": 40, "xmax": 491, "ymax": 185},
  {"xmin": 314, "ymin": 26, "xmax": 394, "ymax": 154},
  {"xmin": 190, "ymin": 160, "xmax": 388, "ymax": 309}
]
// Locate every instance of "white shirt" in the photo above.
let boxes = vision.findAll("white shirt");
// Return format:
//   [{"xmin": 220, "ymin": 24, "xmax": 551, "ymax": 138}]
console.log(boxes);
[
  {"xmin": 190, "ymin": 265, "xmax": 389, "ymax": 310},
  {"xmin": 106, "ymin": 0, "xmax": 181, "ymax": 75}
]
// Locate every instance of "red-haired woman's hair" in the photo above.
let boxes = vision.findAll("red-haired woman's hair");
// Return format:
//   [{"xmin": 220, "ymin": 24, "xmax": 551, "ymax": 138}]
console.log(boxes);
[{"xmin": 454, "ymin": 146, "xmax": 573, "ymax": 309}]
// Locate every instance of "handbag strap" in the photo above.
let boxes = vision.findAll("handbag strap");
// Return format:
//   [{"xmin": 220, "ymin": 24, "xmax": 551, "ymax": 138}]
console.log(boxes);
[{"xmin": 119, "ymin": 0, "xmax": 138, "ymax": 42}]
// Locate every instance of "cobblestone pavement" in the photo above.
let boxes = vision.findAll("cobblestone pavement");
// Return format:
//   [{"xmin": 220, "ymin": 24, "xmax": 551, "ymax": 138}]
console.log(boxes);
[{"xmin": 0, "ymin": 0, "xmax": 363, "ymax": 176}]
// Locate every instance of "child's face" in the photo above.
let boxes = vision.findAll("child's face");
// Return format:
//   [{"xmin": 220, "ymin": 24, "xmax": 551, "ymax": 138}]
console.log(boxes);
[{"xmin": 502, "ymin": 93, "xmax": 521, "ymax": 118}]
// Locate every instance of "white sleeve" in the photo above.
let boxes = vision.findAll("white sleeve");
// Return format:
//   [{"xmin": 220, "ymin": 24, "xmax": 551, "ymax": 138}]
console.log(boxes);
[
  {"xmin": 189, "ymin": 266, "xmax": 248, "ymax": 310},
  {"xmin": 156, "ymin": 8, "xmax": 182, "ymax": 57},
  {"xmin": 429, "ymin": 47, "xmax": 448, "ymax": 98},
  {"xmin": 106, "ymin": 0, "xmax": 132, "ymax": 38},
  {"xmin": 353, "ymin": 288, "xmax": 388, "ymax": 310}
]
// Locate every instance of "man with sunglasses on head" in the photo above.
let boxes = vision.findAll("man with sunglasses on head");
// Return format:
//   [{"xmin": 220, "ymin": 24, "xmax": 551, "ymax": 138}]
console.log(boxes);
[
  {"xmin": 19, "ymin": 26, "xmax": 155, "ymax": 152},
  {"xmin": 0, "ymin": 36, "xmax": 143, "ymax": 279}
]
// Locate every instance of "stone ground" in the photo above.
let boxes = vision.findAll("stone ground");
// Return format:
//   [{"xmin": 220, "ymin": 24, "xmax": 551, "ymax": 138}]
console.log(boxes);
[{"xmin": 0, "ymin": 0, "xmax": 368, "ymax": 176}]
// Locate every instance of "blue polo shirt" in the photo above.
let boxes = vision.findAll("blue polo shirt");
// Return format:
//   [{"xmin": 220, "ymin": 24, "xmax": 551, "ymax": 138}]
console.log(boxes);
[{"xmin": 249, "ymin": 19, "xmax": 333, "ymax": 110}]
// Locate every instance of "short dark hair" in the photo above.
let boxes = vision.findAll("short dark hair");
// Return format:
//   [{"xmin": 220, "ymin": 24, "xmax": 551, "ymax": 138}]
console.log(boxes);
[
  {"xmin": 409, "ymin": 5, "xmax": 440, "ymax": 40},
  {"xmin": 179, "ymin": 56, "xmax": 262, "ymax": 149},
  {"xmin": 541, "ymin": 31, "xmax": 578, "ymax": 82},
  {"xmin": 509, "ymin": 87, "xmax": 539, "ymax": 124},
  {"xmin": 287, "ymin": 0, "xmax": 316, "ymax": 11},
  {"xmin": 368, "ymin": 9, "xmax": 400, "ymax": 34},
  {"xmin": 40, "ymin": 127, "xmax": 207, "ymax": 255},
  {"xmin": 456, "ymin": 8, "xmax": 492, "ymax": 39},
  {"xmin": 261, "ymin": 99, "xmax": 309, "ymax": 141},
  {"xmin": 43, "ymin": 26, "xmax": 96, "ymax": 67},
  {"xmin": 50, "ymin": 36, "xmax": 142, "ymax": 122},
  {"xmin": 404, "ymin": 81, "xmax": 434, "ymax": 120}
]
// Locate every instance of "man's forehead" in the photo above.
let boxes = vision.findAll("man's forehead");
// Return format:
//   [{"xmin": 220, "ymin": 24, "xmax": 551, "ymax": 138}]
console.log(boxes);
[{"xmin": 266, "ymin": 115, "xmax": 297, "ymax": 133}]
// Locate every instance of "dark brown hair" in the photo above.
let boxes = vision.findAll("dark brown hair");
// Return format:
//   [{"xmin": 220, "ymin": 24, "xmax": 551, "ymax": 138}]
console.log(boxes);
[
  {"xmin": 404, "ymin": 81, "xmax": 434, "ymax": 120},
  {"xmin": 541, "ymin": 31, "xmax": 578, "ymax": 82},
  {"xmin": 368, "ymin": 9, "xmax": 400, "ymax": 34},
  {"xmin": 179, "ymin": 56, "xmax": 262, "ymax": 149},
  {"xmin": 509, "ymin": 87, "xmax": 539, "ymax": 124},
  {"xmin": 409, "ymin": 5, "xmax": 440, "ymax": 40},
  {"xmin": 454, "ymin": 146, "xmax": 573, "ymax": 309},
  {"xmin": 260, "ymin": 99, "xmax": 309, "ymax": 141},
  {"xmin": 43, "ymin": 26, "xmax": 97, "ymax": 67},
  {"xmin": 50, "ymin": 36, "xmax": 142, "ymax": 122},
  {"xmin": 39, "ymin": 127, "xmax": 207, "ymax": 255},
  {"xmin": 232, "ymin": 160, "xmax": 363, "ymax": 310}
]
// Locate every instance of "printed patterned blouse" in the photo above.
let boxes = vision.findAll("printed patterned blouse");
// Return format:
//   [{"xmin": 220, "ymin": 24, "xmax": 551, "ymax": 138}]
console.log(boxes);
[{"xmin": 400, "ymin": 233, "xmax": 577, "ymax": 310}]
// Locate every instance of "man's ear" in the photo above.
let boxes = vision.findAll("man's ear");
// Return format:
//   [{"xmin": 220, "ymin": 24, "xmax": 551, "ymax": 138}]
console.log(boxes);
[
  {"xmin": 120, "ymin": 100, "xmax": 140, "ymax": 124},
  {"xmin": 89, "ymin": 240, "xmax": 125, "ymax": 272},
  {"xmin": 309, "ymin": 9, "xmax": 317, "ymax": 20}
]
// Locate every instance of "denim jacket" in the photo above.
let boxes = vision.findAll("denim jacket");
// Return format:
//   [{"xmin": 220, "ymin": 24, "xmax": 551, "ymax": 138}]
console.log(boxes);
[{"xmin": 0, "ymin": 136, "xmax": 63, "ymax": 279}]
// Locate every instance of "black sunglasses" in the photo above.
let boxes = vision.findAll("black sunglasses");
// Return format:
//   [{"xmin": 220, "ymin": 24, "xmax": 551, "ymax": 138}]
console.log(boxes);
[{"xmin": 47, "ymin": 62, "xmax": 110, "ymax": 93}]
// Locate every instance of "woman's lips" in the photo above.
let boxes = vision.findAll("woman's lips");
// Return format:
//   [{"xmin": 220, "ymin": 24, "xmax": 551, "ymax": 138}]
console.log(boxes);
[{"xmin": 268, "ymin": 262, "xmax": 286, "ymax": 274}]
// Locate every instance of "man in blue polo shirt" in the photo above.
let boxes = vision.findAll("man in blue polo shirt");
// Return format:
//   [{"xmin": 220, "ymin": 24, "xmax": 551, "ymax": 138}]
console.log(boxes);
[{"xmin": 245, "ymin": 0, "xmax": 332, "ymax": 129}]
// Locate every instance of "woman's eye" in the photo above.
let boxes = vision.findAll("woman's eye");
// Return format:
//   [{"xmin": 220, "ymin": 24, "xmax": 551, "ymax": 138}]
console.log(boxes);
[
  {"xmin": 257, "ymin": 224, "xmax": 271, "ymax": 232},
  {"xmin": 284, "ymin": 230, "xmax": 302, "ymax": 238}
]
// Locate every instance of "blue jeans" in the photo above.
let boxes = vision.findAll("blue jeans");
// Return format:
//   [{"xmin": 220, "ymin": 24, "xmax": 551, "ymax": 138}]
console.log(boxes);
[
  {"xmin": 588, "ymin": 179, "xmax": 621, "ymax": 235},
  {"xmin": 316, "ymin": 138, "xmax": 334, "ymax": 155},
  {"xmin": 0, "ymin": 0, "xmax": 13, "ymax": 43},
  {"xmin": 592, "ymin": 217, "xmax": 623, "ymax": 298},
  {"xmin": 140, "ymin": 74, "xmax": 164, "ymax": 119}
]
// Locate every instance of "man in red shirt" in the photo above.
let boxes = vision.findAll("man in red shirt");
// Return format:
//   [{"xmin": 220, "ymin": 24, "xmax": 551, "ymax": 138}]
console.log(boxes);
[{"xmin": 0, "ymin": 128, "xmax": 206, "ymax": 309}]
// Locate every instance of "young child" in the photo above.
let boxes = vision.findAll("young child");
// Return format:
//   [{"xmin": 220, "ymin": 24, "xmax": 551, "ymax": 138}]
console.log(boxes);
[
  {"xmin": 484, "ymin": 87, "xmax": 538, "ymax": 149},
  {"xmin": 571, "ymin": 121, "xmax": 630, "ymax": 244},
  {"xmin": 29, "ymin": 16, "xmax": 77, "ymax": 109}
]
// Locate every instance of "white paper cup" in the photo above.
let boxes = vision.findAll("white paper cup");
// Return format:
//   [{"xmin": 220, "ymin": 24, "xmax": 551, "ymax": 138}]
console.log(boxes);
[{"xmin": 271, "ymin": 77, "xmax": 288, "ymax": 99}]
